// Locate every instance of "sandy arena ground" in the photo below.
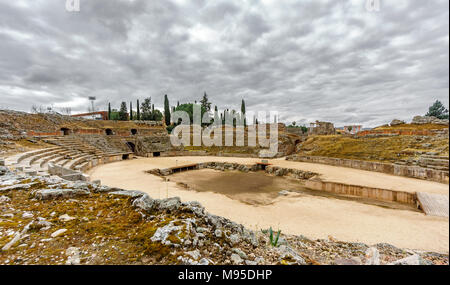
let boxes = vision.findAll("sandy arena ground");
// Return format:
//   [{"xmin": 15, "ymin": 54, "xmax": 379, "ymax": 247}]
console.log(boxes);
[{"xmin": 87, "ymin": 156, "xmax": 449, "ymax": 253}]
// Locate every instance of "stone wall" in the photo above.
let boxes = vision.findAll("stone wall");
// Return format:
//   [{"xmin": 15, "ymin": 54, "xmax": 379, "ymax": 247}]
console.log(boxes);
[
  {"xmin": 287, "ymin": 155, "xmax": 449, "ymax": 184},
  {"xmin": 309, "ymin": 121, "xmax": 335, "ymax": 135},
  {"xmin": 148, "ymin": 161, "xmax": 317, "ymax": 180},
  {"xmin": 47, "ymin": 163, "xmax": 89, "ymax": 181},
  {"xmin": 286, "ymin": 127, "xmax": 306, "ymax": 136},
  {"xmin": 304, "ymin": 180, "xmax": 416, "ymax": 205},
  {"xmin": 357, "ymin": 128, "xmax": 448, "ymax": 137},
  {"xmin": 135, "ymin": 135, "xmax": 174, "ymax": 156}
]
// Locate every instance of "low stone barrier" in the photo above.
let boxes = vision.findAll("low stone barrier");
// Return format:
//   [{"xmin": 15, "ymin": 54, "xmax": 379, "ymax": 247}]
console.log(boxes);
[
  {"xmin": 159, "ymin": 151, "xmax": 259, "ymax": 158},
  {"xmin": 304, "ymin": 179, "xmax": 416, "ymax": 205},
  {"xmin": 47, "ymin": 163, "xmax": 89, "ymax": 181},
  {"xmin": 148, "ymin": 161, "xmax": 318, "ymax": 181},
  {"xmin": 287, "ymin": 155, "xmax": 449, "ymax": 184},
  {"xmin": 160, "ymin": 151, "xmax": 208, "ymax": 157}
]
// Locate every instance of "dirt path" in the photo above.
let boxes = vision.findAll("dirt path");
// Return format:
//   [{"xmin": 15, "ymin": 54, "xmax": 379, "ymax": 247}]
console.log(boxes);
[{"xmin": 87, "ymin": 156, "xmax": 449, "ymax": 253}]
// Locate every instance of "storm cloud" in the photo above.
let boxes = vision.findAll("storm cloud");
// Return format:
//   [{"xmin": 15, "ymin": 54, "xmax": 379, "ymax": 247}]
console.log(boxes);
[{"xmin": 0, "ymin": 0, "xmax": 448, "ymax": 127}]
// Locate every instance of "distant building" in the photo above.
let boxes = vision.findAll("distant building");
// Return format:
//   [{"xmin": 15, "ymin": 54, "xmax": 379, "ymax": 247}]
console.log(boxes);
[
  {"xmin": 343, "ymin": 125, "xmax": 362, "ymax": 134},
  {"xmin": 71, "ymin": 111, "xmax": 108, "ymax": 120},
  {"xmin": 309, "ymin": 121, "xmax": 335, "ymax": 135}
]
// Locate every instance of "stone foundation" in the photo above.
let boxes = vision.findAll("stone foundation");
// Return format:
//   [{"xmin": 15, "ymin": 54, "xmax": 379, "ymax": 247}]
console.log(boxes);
[{"xmin": 147, "ymin": 161, "xmax": 317, "ymax": 180}]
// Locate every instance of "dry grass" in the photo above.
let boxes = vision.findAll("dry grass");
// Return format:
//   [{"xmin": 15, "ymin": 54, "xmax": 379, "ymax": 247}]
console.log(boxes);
[
  {"xmin": 374, "ymin": 123, "xmax": 448, "ymax": 130},
  {"xmin": 0, "ymin": 187, "xmax": 194, "ymax": 265},
  {"xmin": 297, "ymin": 134, "xmax": 449, "ymax": 162}
]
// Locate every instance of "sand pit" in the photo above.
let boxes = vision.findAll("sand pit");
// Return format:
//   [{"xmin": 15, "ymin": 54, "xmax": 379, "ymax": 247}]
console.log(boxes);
[
  {"xmin": 87, "ymin": 156, "xmax": 449, "ymax": 253},
  {"xmin": 170, "ymin": 169, "xmax": 311, "ymax": 205}
]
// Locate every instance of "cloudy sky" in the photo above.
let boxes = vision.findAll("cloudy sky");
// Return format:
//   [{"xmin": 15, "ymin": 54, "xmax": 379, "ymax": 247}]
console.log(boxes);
[{"xmin": 0, "ymin": 0, "xmax": 448, "ymax": 127}]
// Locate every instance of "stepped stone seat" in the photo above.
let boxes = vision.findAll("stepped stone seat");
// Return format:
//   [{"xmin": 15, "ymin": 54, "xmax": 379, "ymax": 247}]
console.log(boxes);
[
  {"xmin": 59, "ymin": 152, "xmax": 90, "ymax": 167},
  {"xmin": 68, "ymin": 155, "xmax": 97, "ymax": 170},
  {"xmin": 29, "ymin": 149, "xmax": 65, "ymax": 165},
  {"xmin": 12, "ymin": 147, "xmax": 61, "ymax": 164},
  {"xmin": 39, "ymin": 150, "xmax": 76, "ymax": 167}
]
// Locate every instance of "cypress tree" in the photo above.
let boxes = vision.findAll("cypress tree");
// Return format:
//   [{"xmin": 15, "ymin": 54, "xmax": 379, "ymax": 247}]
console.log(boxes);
[
  {"xmin": 137, "ymin": 99, "xmax": 140, "ymax": 120},
  {"xmin": 108, "ymin": 102, "xmax": 111, "ymax": 120},
  {"xmin": 214, "ymin": 105, "xmax": 220, "ymax": 125},
  {"xmin": 164, "ymin": 94, "xmax": 171, "ymax": 126},
  {"xmin": 130, "ymin": 101, "xmax": 133, "ymax": 120},
  {"xmin": 241, "ymin": 99, "xmax": 246, "ymax": 126}
]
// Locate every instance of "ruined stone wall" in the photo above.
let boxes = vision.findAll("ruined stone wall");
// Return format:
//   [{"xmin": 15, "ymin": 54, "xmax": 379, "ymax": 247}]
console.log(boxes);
[
  {"xmin": 135, "ymin": 135, "xmax": 174, "ymax": 156},
  {"xmin": 286, "ymin": 128, "xmax": 304, "ymax": 135},
  {"xmin": 304, "ymin": 180, "xmax": 416, "ymax": 205},
  {"xmin": 309, "ymin": 122, "xmax": 335, "ymax": 135},
  {"xmin": 287, "ymin": 155, "xmax": 449, "ymax": 184},
  {"xmin": 357, "ymin": 128, "xmax": 449, "ymax": 137}
]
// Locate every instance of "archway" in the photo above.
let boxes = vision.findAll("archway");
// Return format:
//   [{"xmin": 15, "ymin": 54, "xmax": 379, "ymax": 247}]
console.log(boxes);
[
  {"xmin": 126, "ymin": 142, "xmax": 136, "ymax": 153},
  {"xmin": 153, "ymin": 152, "xmax": 161, "ymax": 157},
  {"xmin": 105, "ymin": 129, "xmax": 113, "ymax": 135},
  {"xmin": 61, "ymin": 128, "xmax": 70, "ymax": 136},
  {"xmin": 131, "ymin": 129, "xmax": 137, "ymax": 135}
]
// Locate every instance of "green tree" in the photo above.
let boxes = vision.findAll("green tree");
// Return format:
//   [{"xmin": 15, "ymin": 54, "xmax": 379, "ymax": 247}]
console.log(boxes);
[
  {"xmin": 241, "ymin": 99, "xmax": 246, "ymax": 126},
  {"xmin": 300, "ymin": 125, "xmax": 308, "ymax": 134},
  {"xmin": 200, "ymin": 92, "xmax": 211, "ymax": 111},
  {"xmin": 426, "ymin": 100, "xmax": 449, "ymax": 119},
  {"xmin": 118, "ymin": 102, "xmax": 128, "ymax": 121},
  {"xmin": 152, "ymin": 109, "xmax": 163, "ymax": 121},
  {"xmin": 136, "ymin": 99, "xmax": 140, "ymax": 120},
  {"xmin": 129, "ymin": 101, "xmax": 133, "ymax": 120},
  {"xmin": 108, "ymin": 102, "xmax": 111, "ymax": 120},
  {"xmin": 141, "ymin": 97, "xmax": 152, "ymax": 120},
  {"xmin": 173, "ymin": 103, "xmax": 207, "ymax": 125},
  {"xmin": 164, "ymin": 94, "xmax": 171, "ymax": 125}
]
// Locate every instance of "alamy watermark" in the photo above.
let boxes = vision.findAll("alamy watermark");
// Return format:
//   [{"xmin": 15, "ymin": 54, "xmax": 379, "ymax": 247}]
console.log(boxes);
[
  {"xmin": 366, "ymin": 0, "xmax": 380, "ymax": 12},
  {"xmin": 66, "ymin": 0, "xmax": 80, "ymax": 12},
  {"xmin": 170, "ymin": 105, "xmax": 279, "ymax": 157}
]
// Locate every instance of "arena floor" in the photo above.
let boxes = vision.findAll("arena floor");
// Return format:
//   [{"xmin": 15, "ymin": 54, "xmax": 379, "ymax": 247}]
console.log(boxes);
[{"xmin": 87, "ymin": 156, "xmax": 449, "ymax": 253}]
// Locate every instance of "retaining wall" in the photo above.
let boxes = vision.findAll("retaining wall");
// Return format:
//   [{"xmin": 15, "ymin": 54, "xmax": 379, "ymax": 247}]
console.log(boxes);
[
  {"xmin": 304, "ymin": 179, "xmax": 416, "ymax": 205},
  {"xmin": 158, "ymin": 150, "xmax": 259, "ymax": 158},
  {"xmin": 357, "ymin": 128, "xmax": 448, "ymax": 137},
  {"xmin": 287, "ymin": 155, "xmax": 449, "ymax": 184}
]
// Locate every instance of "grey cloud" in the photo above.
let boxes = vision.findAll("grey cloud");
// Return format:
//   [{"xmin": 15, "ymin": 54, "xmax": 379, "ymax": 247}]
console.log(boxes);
[{"xmin": 0, "ymin": 0, "xmax": 448, "ymax": 127}]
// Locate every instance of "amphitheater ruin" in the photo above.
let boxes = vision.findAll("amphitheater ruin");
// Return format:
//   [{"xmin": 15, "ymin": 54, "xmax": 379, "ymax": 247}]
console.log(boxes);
[{"xmin": 0, "ymin": 110, "xmax": 449, "ymax": 264}]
